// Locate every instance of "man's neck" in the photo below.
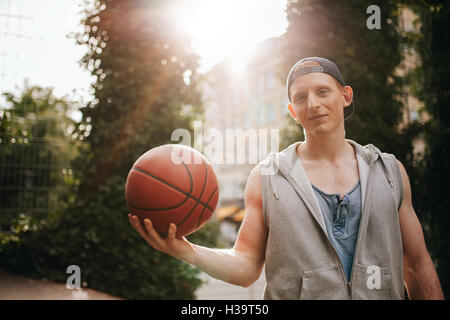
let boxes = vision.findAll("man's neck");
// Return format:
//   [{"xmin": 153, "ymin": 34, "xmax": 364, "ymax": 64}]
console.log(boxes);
[{"xmin": 297, "ymin": 130, "xmax": 353, "ymax": 164}]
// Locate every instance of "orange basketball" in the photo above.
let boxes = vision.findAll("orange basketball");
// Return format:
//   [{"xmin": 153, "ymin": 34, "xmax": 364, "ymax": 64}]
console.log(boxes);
[{"xmin": 125, "ymin": 144, "xmax": 219, "ymax": 238}]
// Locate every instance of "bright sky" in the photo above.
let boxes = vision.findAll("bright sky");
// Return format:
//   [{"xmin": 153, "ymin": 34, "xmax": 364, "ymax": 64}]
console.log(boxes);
[
  {"xmin": 173, "ymin": 0, "xmax": 288, "ymax": 72},
  {"xmin": 0, "ymin": 0, "xmax": 287, "ymax": 109},
  {"xmin": 0, "ymin": 0, "xmax": 92, "ymax": 109}
]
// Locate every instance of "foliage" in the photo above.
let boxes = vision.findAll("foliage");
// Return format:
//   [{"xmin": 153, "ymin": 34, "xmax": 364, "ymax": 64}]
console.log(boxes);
[
  {"xmin": 0, "ymin": 82, "xmax": 78, "ymax": 228},
  {"xmin": 279, "ymin": 114, "xmax": 304, "ymax": 151},
  {"xmin": 402, "ymin": 0, "xmax": 450, "ymax": 298}
]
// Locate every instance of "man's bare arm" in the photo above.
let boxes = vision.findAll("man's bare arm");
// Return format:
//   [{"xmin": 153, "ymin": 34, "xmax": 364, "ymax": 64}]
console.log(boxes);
[
  {"xmin": 128, "ymin": 165, "xmax": 267, "ymax": 287},
  {"xmin": 397, "ymin": 160, "xmax": 444, "ymax": 299}
]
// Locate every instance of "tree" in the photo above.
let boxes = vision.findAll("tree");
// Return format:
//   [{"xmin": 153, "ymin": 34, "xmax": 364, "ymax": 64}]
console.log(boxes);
[{"xmin": 404, "ymin": 0, "xmax": 450, "ymax": 298}]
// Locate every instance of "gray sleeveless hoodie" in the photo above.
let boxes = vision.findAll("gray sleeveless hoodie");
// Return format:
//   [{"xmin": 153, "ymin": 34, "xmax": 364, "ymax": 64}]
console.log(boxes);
[{"xmin": 259, "ymin": 139, "xmax": 404, "ymax": 300}]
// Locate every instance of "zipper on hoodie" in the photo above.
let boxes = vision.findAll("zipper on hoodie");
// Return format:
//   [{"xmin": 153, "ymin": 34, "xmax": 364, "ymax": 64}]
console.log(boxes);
[
  {"xmin": 330, "ymin": 238, "xmax": 351, "ymax": 299},
  {"xmin": 347, "ymin": 146, "xmax": 377, "ymax": 300}
]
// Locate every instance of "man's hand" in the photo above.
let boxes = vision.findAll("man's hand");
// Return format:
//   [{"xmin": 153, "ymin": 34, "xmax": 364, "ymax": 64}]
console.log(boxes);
[{"xmin": 128, "ymin": 214, "xmax": 195, "ymax": 263}]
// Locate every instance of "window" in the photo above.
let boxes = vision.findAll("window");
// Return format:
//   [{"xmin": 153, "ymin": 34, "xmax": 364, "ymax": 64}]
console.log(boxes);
[
  {"xmin": 257, "ymin": 103, "xmax": 265, "ymax": 125},
  {"xmin": 267, "ymin": 101, "xmax": 276, "ymax": 123}
]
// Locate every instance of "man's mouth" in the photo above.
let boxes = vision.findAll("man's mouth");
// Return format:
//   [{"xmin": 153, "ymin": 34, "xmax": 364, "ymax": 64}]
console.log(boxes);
[{"xmin": 309, "ymin": 114, "xmax": 328, "ymax": 120}]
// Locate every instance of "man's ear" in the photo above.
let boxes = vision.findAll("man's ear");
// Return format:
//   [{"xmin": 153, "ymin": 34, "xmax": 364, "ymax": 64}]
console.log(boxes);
[
  {"xmin": 343, "ymin": 86, "xmax": 353, "ymax": 108},
  {"xmin": 287, "ymin": 103, "xmax": 297, "ymax": 120}
]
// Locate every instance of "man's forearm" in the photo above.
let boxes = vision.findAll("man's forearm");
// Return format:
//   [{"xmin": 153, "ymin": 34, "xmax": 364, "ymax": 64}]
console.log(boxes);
[
  {"xmin": 404, "ymin": 255, "xmax": 444, "ymax": 300},
  {"xmin": 184, "ymin": 244, "xmax": 262, "ymax": 287}
]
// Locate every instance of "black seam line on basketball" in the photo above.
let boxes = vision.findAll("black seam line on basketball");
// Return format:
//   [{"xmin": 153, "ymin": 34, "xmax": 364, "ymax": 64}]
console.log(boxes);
[
  {"xmin": 175, "ymin": 149, "xmax": 194, "ymax": 197},
  {"xmin": 196, "ymin": 186, "xmax": 218, "ymax": 228},
  {"xmin": 130, "ymin": 165, "xmax": 215, "ymax": 212},
  {"xmin": 129, "ymin": 167, "xmax": 191, "ymax": 211},
  {"xmin": 176, "ymin": 160, "xmax": 208, "ymax": 229}
]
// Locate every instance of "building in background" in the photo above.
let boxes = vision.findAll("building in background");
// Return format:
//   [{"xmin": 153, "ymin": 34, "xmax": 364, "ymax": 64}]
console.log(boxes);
[{"xmin": 202, "ymin": 36, "xmax": 288, "ymax": 242}]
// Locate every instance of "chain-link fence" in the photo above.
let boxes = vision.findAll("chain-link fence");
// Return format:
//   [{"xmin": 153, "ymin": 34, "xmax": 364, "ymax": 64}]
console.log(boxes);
[{"xmin": 0, "ymin": 116, "xmax": 72, "ymax": 231}]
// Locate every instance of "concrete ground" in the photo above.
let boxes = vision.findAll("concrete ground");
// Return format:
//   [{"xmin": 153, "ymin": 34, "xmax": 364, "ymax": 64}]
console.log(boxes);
[
  {"xmin": 0, "ymin": 272, "xmax": 122, "ymax": 300},
  {"xmin": 0, "ymin": 269, "xmax": 266, "ymax": 300},
  {"xmin": 195, "ymin": 268, "xmax": 266, "ymax": 300}
]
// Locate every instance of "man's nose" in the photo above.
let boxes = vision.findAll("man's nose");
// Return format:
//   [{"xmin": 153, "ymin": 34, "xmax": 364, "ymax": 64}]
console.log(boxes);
[{"xmin": 307, "ymin": 92, "xmax": 320, "ymax": 110}]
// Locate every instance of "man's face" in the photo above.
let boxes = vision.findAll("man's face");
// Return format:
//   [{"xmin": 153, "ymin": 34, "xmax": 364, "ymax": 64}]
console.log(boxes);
[{"xmin": 288, "ymin": 72, "xmax": 352, "ymax": 137}]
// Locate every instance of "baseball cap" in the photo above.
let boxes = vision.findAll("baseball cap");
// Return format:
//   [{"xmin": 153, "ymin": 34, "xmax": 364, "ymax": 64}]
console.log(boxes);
[{"xmin": 286, "ymin": 57, "xmax": 354, "ymax": 120}]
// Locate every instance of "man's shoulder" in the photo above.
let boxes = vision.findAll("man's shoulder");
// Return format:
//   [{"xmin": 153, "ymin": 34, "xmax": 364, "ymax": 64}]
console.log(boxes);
[
  {"xmin": 348, "ymin": 139, "xmax": 399, "ymax": 163},
  {"xmin": 258, "ymin": 142, "xmax": 300, "ymax": 168}
]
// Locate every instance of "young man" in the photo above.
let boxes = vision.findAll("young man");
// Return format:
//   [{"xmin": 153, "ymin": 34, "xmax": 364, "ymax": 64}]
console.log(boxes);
[{"xmin": 129, "ymin": 57, "xmax": 444, "ymax": 299}]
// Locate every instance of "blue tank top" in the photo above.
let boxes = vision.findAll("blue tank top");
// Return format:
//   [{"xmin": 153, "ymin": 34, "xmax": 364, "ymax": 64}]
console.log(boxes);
[{"xmin": 312, "ymin": 181, "xmax": 362, "ymax": 281}]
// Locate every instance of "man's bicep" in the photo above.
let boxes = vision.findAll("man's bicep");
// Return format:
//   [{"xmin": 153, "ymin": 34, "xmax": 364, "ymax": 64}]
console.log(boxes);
[
  {"xmin": 397, "ymin": 160, "xmax": 428, "ymax": 260},
  {"xmin": 234, "ymin": 165, "xmax": 268, "ymax": 264}
]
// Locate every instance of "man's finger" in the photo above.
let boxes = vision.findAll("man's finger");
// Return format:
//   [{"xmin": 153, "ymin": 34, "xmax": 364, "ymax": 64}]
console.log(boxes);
[
  {"xmin": 131, "ymin": 215, "xmax": 165, "ymax": 249},
  {"xmin": 167, "ymin": 223, "xmax": 177, "ymax": 240},
  {"xmin": 128, "ymin": 214, "xmax": 141, "ymax": 232},
  {"xmin": 130, "ymin": 215, "xmax": 152, "ymax": 241},
  {"xmin": 143, "ymin": 219, "xmax": 165, "ymax": 248}
]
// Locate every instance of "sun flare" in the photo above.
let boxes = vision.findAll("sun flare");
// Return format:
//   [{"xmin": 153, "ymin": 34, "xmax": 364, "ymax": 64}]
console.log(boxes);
[{"xmin": 174, "ymin": 0, "xmax": 287, "ymax": 73}]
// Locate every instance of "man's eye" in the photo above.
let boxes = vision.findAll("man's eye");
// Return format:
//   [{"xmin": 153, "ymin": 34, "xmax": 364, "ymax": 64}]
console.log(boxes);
[{"xmin": 319, "ymin": 90, "xmax": 328, "ymax": 95}]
